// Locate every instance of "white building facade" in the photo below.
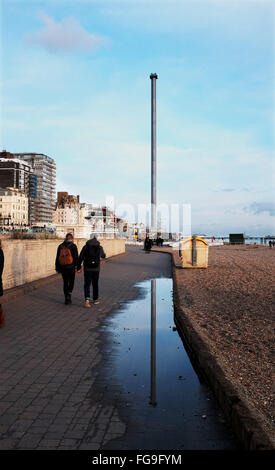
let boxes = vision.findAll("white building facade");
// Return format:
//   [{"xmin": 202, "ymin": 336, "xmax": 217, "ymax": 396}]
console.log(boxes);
[
  {"xmin": 0, "ymin": 188, "xmax": 28, "ymax": 227},
  {"xmin": 53, "ymin": 193, "xmax": 91, "ymax": 239}
]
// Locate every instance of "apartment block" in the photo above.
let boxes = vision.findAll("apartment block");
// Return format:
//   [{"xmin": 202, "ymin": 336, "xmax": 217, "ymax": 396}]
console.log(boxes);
[
  {"xmin": 14, "ymin": 153, "xmax": 56, "ymax": 225},
  {"xmin": 0, "ymin": 150, "xmax": 34, "ymax": 224}
]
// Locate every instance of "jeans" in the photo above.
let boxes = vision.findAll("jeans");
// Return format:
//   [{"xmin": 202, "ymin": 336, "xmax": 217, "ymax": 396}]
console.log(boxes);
[
  {"xmin": 61, "ymin": 269, "xmax": 75, "ymax": 296},
  {"xmin": 84, "ymin": 270, "xmax": 99, "ymax": 301}
]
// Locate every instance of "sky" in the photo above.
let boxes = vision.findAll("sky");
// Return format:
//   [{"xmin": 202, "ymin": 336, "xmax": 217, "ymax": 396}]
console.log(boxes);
[{"xmin": 0, "ymin": 0, "xmax": 274, "ymax": 235}]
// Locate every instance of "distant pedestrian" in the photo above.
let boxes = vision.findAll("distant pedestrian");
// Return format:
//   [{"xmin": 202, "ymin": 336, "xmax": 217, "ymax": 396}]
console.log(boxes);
[
  {"xmin": 77, "ymin": 236, "xmax": 106, "ymax": 308},
  {"xmin": 269, "ymin": 240, "xmax": 272, "ymax": 248},
  {"xmin": 0, "ymin": 240, "xmax": 5, "ymax": 328},
  {"xmin": 55, "ymin": 233, "xmax": 79, "ymax": 305},
  {"xmin": 156, "ymin": 236, "xmax": 164, "ymax": 247},
  {"xmin": 144, "ymin": 234, "xmax": 152, "ymax": 252}
]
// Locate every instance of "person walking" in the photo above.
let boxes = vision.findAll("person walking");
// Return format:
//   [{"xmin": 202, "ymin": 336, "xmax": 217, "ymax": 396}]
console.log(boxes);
[
  {"xmin": 0, "ymin": 240, "xmax": 5, "ymax": 328},
  {"xmin": 144, "ymin": 234, "xmax": 152, "ymax": 253},
  {"xmin": 55, "ymin": 233, "xmax": 78, "ymax": 305},
  {"xmin": 77, "ymin": 235, "xmax": 106, "ymax": 308}
]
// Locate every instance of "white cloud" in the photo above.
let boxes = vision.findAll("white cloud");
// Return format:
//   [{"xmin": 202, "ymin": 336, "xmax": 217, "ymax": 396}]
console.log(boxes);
[
  {"xmin": 244, "ymin": 202, "xmax": 275, "ymax": 217},
  {"xmin": 26, "ymin": 11, "xmax": 109, "ymax": 54}
]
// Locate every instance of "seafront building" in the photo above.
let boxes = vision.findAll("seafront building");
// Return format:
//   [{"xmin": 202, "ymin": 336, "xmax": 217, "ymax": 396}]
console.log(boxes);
[
  {"xmin": 0, "ymin": 151, "xmax": 37, "ymax": 225},
  {"xmin": 0, "ymin": 187, "xmax": 28, "ymax": 227},
  {"xmin": 0, "ymin": 150, "xmax": 56, "ymax": 226},
  {"xmin": 53, "ymin": 193, "xmax": 127, "ymax": 239},
  {"xmin": 53, "ymin": 192, "xmax": 91, "ymax": 239},
  {"xmin": 54, "ymin": 192, "xmax": 81, "ymax": 226},
  {"xmin": 0, "ymin": 151, "xmax": 33, "ymax": 194},
  {"xmin": 14, "ymin": 152, "xmax": 56, "ymax": 226}
]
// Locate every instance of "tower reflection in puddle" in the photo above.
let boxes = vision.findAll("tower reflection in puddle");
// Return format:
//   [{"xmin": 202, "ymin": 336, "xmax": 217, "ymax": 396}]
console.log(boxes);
[
  {"xmin": 101, "ymin": 278, "xmax": 239, "ymax": 449},
  {"xmin": 149, "ymin": 279, "xmax": 157, "ymax": 407}
]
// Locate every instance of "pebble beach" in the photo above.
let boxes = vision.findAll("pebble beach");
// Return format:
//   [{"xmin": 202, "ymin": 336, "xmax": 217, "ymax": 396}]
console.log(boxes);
[{"xmin": 166, "ymin": 244, "xmax": 274, "ymax": 435}]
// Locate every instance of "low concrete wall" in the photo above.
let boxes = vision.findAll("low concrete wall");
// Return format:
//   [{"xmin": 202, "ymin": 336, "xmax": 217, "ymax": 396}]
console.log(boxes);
[{"xmin": 1, "ymin": 238, "xmax": 125, "ymax": 291}]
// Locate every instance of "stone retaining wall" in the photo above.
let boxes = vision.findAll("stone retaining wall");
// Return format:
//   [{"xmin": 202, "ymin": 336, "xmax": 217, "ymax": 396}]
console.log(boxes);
[{"xmin": 1, "ymin": 238, "xmax": 125, "ymax": 291}]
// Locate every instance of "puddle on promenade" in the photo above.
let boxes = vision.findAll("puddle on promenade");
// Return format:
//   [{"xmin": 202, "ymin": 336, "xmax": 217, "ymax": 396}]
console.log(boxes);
[{"xmin": 99, "ymin": 278, "xmax": 239, "ymax": 450}]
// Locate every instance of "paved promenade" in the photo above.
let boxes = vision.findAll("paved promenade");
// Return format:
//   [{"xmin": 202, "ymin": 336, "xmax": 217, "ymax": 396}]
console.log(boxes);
[{"xmin": 0, "ymin": 247, "xmax": 237, "ymax": 450}]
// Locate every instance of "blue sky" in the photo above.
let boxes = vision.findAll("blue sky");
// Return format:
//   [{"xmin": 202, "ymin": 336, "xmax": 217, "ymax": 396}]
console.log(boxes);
[{"xmin": 0, "ymin": 0, "xmax": 274, "ymax": 235}]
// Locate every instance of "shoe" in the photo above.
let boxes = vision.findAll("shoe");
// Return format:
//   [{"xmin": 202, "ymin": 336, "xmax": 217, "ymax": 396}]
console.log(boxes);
[
  {"xmin": 93, "ymin": 299, "xmax": 99, "ymax": 305},
  {"xmin": 65, "ymin": 294, "xmax": 72, "ymax": 305},
  {"xmin": 85, "ymin": 300, "xmax": 91, "ymax": 308},
  {"xmin": 0, "ymin": 306, "xmax": 5, "ymax": 328}
]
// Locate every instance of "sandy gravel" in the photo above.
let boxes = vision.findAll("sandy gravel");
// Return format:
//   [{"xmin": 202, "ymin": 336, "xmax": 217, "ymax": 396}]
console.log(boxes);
[{"xmin": 165, "ymin": 245, "xmax": 274, "ymax": 430}]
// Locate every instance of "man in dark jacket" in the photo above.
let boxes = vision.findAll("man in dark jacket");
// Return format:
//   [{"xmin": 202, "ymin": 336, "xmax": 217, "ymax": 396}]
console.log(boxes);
[
  {"xmin": 77, "ymin": 236, "xmax": 106, "ymax": 308},
  {"xmin": 144, "ymin": 234, "xmax": 152, "ymax": 252},
  {"xmin": 55, "ymin": 233, "xmax": 78, "ymax": 305}
]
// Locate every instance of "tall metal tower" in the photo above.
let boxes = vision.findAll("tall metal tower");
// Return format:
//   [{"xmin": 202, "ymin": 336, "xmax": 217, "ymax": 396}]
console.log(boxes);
[{"xmin": 150, "ymin": 73, "xmax": 158, "ymax": 231}]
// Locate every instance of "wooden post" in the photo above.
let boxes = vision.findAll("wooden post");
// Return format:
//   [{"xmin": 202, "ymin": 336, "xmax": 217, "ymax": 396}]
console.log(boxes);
[{"xmin": 192, "ymin": 235, "xmax": 197, "ymax": 266}]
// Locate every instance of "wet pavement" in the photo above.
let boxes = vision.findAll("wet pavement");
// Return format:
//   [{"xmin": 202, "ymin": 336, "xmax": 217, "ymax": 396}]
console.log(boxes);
[
  {"xmin": 0, "ymin": 247, "xmax": 240, "ymax": 450},
  {"xmin": 96, "ymin": 278, "xmax": 239, "ymax": 450}
]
